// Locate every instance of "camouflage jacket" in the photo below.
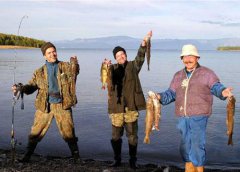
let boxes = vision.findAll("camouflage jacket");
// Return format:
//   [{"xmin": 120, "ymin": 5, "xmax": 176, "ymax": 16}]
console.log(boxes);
[{"xmin": 22, "ymin": 61, "xmax": 79, "ymax": 112}]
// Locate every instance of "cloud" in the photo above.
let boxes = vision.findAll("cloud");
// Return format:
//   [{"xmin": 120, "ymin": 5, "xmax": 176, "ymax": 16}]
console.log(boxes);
[
  {"xmin": 201, "ymin": 20, "xmax": 240, "ymax": 27},
  {"xmin": 1, "ymin": 0, "xmax": 240, "ymax": 40}
]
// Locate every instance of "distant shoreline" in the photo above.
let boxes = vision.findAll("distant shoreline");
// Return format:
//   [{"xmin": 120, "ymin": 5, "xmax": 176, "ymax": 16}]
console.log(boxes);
[
  {"xmin": 0, "ymin": 45, "xmax": 37, "ymax": 49},
  {"xmin": 218, "ymin": 49, "xmax": 240, "ymax": 51},
  {"xmin": 217, "ymin": 46, "xmax": 240, "ymax": 51}
]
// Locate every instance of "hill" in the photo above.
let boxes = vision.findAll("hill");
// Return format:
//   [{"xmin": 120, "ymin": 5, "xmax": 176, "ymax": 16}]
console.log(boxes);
[{"xmin": 54, "ymin": 36, "xmax": 240, "ymax": 50}]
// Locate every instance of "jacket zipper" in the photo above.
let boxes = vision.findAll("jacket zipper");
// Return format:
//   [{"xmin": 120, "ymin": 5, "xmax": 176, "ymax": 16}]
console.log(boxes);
[{"xmin": 183, "ymin": 69, "xmax": 195, "ymax": 117}]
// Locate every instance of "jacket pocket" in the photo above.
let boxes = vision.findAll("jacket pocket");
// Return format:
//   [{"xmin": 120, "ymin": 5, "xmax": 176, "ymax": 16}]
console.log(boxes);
[
  {"xmin": 35, "ymin": 90, "xmax": 47, "ymax": 112},
  {"xmin": 61, "ymin": 73, "xmax": 75, "ymax": 109},
  {"xmin": 134, "ymin": 91, "xmax": 146, "ymax": 109}
]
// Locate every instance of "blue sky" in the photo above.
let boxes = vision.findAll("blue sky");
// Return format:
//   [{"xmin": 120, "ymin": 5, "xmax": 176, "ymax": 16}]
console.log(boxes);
[{"xmin": 1, "ymin": 0, "xmax": 240, "ymax": 41}]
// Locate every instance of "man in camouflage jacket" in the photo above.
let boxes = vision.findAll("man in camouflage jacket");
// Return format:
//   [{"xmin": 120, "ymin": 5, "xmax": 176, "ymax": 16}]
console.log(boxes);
[{"xmin": 12, "ymin": 42, "xmax": 80, "ymax": 162}]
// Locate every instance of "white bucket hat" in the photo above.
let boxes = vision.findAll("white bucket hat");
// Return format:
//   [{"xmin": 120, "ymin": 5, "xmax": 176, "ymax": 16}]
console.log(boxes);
[{"xmin": 180, "ymin": 44, "xmax": 200, "ymax": 59}]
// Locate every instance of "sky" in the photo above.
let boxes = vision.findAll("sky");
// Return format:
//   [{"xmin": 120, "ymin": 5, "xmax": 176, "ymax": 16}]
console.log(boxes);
[{"xmin": 1, "ymin": 0, "xmax": 240, "ymax": 41}]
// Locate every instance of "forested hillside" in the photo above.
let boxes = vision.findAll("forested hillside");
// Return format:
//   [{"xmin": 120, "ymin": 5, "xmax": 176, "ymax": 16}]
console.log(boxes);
[{"xmin": 0, "ymin": 33, "xmax": 45, "ymax": 48}]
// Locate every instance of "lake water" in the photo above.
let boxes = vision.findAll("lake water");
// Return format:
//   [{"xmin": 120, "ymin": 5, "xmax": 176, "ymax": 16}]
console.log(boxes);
[{"xmin": 0, "ymin": 48, "xmax": 240, "ymax": 169}]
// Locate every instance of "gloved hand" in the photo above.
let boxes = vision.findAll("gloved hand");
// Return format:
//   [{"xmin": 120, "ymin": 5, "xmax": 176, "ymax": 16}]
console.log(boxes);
[{"xmin": 12, "ymin": 83, "xmax": 23, "ymax": 98}]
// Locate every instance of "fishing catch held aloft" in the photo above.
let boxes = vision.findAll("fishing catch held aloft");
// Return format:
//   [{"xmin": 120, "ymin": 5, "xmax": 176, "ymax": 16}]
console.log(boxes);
[{"xmin": 146, "ymin": 31, "xmax": 152, "ymax": 71}]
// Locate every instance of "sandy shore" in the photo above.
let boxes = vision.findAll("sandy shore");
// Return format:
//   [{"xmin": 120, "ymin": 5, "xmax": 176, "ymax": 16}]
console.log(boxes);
[
  {"xmin": 0, "ymin": 45, "xmax": 36, "ymax": 49},
  {"xmin": 1, "ymin": 149, "xmax": 239, "ymax": 172}
]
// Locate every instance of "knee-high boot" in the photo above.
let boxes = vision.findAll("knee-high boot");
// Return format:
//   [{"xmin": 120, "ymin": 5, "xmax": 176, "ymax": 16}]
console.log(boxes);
[
  {"xmin": 19, "ymin": 140, "xmax": 38, "ymax": 162},
  {"xmin": 67, "ymin": 138, "xmax": 80, "ymax": 162},
  {"xmin": 110, "ymin": 139, "xmax": 122, "ymax": 167},
  {"xmin": 129, "ymin": 143, "xmax": 138, "ymax": 170}
]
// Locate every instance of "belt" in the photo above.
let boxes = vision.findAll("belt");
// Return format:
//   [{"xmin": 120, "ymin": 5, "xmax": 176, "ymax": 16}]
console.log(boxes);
[{"xmin": 49, "ymin": 92, "xmax": 61, "ymax": 98}]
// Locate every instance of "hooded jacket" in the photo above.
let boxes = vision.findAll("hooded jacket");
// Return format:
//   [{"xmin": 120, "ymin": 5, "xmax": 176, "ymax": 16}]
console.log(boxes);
[{"xmin": 108, "ymin": 45, "xmax": 146, "ymax": 114}]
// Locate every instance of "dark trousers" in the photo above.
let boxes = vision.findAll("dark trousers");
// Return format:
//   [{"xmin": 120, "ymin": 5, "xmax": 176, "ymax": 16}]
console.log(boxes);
[{"xmin": 112, "ymin": 120, "xmax": 138, "ymax": 146}]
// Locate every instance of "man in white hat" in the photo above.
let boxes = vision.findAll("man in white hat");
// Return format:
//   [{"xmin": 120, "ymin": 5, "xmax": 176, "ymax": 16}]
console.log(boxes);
[{"xmin": 151, "ymin": 44, "xmax": 233, "ymax": 172}]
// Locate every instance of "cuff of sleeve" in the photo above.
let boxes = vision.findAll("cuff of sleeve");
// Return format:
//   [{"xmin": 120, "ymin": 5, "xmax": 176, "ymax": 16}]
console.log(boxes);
[
  {"xmin": 139, "ymin": 44, "xmax": 146, "ymax": 51},
  {"xmin": 159, "ymin": 92, "xmax": 164, "ymax": 104},
  {"xmin": 219, "ymin": 86, "xmax": 227, "ymax": 100}
]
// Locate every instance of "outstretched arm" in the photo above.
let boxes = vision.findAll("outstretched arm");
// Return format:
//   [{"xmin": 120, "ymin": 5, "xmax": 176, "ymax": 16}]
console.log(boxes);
[
  {"xmin": 211, "ymin": 82, "xmax": 233, "ymax": 100},
  {"xmin": 134, "ymin": 31, "xmax": 152, "ymax": 72},
  {"xmin": 11, "ymin": 71, "xmax": 38, "ymax": 96},
  {"xmin": 148, "ymin": 88, "xmax": 176, "ymax": 105}
]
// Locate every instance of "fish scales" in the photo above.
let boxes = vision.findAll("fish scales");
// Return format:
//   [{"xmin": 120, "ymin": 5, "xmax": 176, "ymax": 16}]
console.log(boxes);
[
  {"xmin": 226, "ymin": 96, "xmax": 236, "ymax": 146},
  {"xmin": 144, "ymin": 97, "xmax": 154, "ymax": 144},
  {"xmin": 152, "ymin": 98, "xmax": 161, "ymax": 131},
  {"xmin": 100, "ymin": 63, "xmax": 109, "ymax": 90},
  {"xmin": 144, "ymin": 91, "xmax": 161, "ymax": 144},
  {"xmin": 146, "ymin": 38, "xmax": 151, "ymax": 71}
]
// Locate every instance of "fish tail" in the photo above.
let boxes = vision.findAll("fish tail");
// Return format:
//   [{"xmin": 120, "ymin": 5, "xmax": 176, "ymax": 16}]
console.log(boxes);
[
  {"xmin": 228, "ymin": 135, "xmax": 233, "ymax": 145},
  {"xmin": 143, "ymin": 137, "xmax": 150, "ymax": 144}
]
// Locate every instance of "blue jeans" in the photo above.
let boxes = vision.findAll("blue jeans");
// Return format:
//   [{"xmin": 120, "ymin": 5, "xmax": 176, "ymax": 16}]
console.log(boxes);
[{"xmin": 177, "ymin": 115, "xmax": 208, "ymax": 166}]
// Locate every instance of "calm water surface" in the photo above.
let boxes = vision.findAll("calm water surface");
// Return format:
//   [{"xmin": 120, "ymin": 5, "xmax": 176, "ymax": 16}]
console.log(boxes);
[{"xmin": 0, "ymin": 48, "xmax": 240, "ymax": 169}]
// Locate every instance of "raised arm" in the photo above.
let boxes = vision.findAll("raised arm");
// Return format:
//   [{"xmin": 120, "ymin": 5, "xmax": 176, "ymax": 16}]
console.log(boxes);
[{"xmin": 134, "ymin": 31, "xmax": 152, "ymax": 72}]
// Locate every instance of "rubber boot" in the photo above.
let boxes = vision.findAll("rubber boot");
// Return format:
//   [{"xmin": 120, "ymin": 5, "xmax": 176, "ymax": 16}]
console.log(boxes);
[
  {"xmin": 67, "ymin": 138, "xmax": 81, "ymax": 163},
  {"xmin": 110, "ymin": 139, "xmax": 122, "ymax": 167},
  {"xmin": 196, "ymin": 166, "xmax": 204, "ymax": 172},
  {"xmin": 185, "ymin": 162, "xmax": 197, "ymax": 172},
  {"xmin": 19, "ymin": 141, "xmax": 38, "ymax": 163},
  {"xmin": 129, "ymin": 144, "xmax": 138, "ymax": 170}
]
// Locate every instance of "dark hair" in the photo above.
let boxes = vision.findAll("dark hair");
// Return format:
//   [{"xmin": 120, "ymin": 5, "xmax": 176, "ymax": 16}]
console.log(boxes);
[
  {"xmin": 112, "ymin": 46, "xmax": 126, "ymax": 59},
  {"xmin": 41, "ymin": 42, "xmax": 56, "ymax": 55}
]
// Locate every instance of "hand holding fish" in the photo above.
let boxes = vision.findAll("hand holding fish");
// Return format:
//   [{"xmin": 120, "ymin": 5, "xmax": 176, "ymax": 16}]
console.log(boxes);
[
  {"xmin": 70, "ymin": 56, "xmax": 78, "ymax": 64},
  {"xmin": 222, "ymin": 87, "xmax": 233, "ymax": 98},
  {"xmin": 141, "ymin": 30, "xmax": 152, "ymax": 47},
  {"xmin": 142, "ymin": 31, "xmax": 152, "ymax": 71},
  {"xmin": 103, "ymin": 58, "xmax": 112, "ymax": 65},
  {"xmin": 148, "ymin": 91, "xmax": 161, "ymax": 100}
]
